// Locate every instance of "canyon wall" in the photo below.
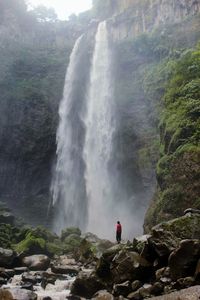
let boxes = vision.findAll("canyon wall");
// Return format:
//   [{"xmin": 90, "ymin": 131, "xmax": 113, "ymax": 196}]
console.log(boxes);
[{"xmin": 108, "ymin": 0, "xmax": 200, "ymax": 40}]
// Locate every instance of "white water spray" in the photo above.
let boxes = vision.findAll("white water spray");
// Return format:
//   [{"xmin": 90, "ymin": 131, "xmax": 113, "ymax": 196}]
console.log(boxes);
[
  {"xmin": 52, "ymin": 22, "xmax": 146, "ymax": 240},
  {"xmin": 83, "ymin": 22, "xmax": 116, "ymax": 237},
  {"xmin": 51, "ymin": 36, "xmax": 87, "ymax": 233}
]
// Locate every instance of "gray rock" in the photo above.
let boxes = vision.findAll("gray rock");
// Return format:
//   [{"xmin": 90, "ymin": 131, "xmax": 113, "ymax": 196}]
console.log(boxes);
[
  {"xmin": 4, "ymin": 269, "xmax": 15, "ymax": 278},
  {"xmin": 22, "ymin": 273, "xmax": 37, "ymax": 284},
  {"xmin": 127, "ymin": 290, "xmax": 142, "ymax": 300},
  {"xmin": 149, "ymin": 285, "xmax": 200, "ymax": 299},
  {"xmin": 131, "ymin": 280, "xmax": 142, "ymax": 292},
  {"xmin": 0, "ymin": 277, "xmax": 7, "ymax": 284},
  {"xmin": 0, "ymin": 288, "xmax": 37, "ymax": 299},
  {"xmin": 176, "ymin": 276, "xmax": 195, "ymax": 289},
  {"xmin": 51, "ymin": 264, "xmax": 79, "ymax": 275},
  {"xmin": 138, "ymin": 285, "xmax": 152, "ymax": 298},
  {"xmin": 22, "ymin": 255, "xmax": 50, "ymax": 271},
  {"xmin": 169, "ymin": 239, "xmax": 200, "ymax": 280},
  {"xmin": 184, "ymin": 208, "xmax": 200, "ymax": 215},
  {"xmin": 71, "ymin": 270, "xmax": 106, "ymax": 298},
  {"xmin": 0, "ymin": 248, "xmax": 16, "ymax": 268},
  {"xmin": 14, "ymin": 267, "xmax": 29, "ymax": 274},
  {"xmin": 155, "ymin": 267, "xmax": 170, "ymax": 280},
  {"xmin": 149, "ymin": 214, "xmax": 200, "ymax": 258},
  {"xmin": 92, "ymin": 290, "xmax": 114, "ymax": 300},
  {"xmin": 113, "ymin": 280, "xmax": 131, "ymax": 296},
  {"xmin": 110, "ymin": 250, "xmax": 152, "ymax": 283},
  {"xmin": 132, "ymin": 235, "xmax": 151, "ymax": 255},
  {"xmin": 150, "ymin": 282, "xmax": 164, "ymax": 296}
]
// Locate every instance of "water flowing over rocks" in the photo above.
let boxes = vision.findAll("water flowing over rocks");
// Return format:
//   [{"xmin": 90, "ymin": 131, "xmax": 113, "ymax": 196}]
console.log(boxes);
[{"xmin": 1, "ymin": 214, "xmax": 200, "ymax": 298}]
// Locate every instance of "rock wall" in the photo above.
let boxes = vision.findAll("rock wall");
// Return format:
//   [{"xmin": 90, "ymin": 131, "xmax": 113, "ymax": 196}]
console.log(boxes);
[{"xmin": 108, "ymin": 0, "xmax": 200, "ymax": 40}]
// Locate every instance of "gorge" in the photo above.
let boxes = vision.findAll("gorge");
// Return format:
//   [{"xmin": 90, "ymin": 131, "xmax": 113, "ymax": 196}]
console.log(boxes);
[
  {"xmin": 0, "ymin": 0, "xmax": 200, "ymax": 299},
  {"xmin": 0, "ymin": 0, "xmax": 199, "ymax": 245}
]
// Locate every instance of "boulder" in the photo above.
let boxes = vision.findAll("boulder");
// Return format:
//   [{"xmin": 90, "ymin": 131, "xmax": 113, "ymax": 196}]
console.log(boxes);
[
  {"xmin": 131, "ymin": 280, "xmax": 142, "ymax": 292},
  {"xmin": 0, "ymin": 277, "xmax": 7, "ymax": 284},
  {"xmin": 51, "ymin": 264, "xmax": 79, "ymax": 275},
  {"xmin": 138, "ymin": 285, "xmax": 152, "ymax": 298},
  {"xmin": 149, "ymin": 285, "xmax": 200, "ymax": 299},
  {"xmin": 149, "ymin": 214, "xmax": 200, "ymax": 258},
  {"xmin": 14, "ymin": 267, "xmax": 28, "ymax": 274},
  {"xmin": 0, "ymin": 288, "xmax": 37, "ymax": 300},
  {"xmin": 82, "ymin": 233, "xmax": 114, "ymax": 258},
  {"xmin": 0, "ymin": 248, "xmax": 16, "ymax": 268},
  {"xmin": 155, "ymin": 267, "xmax": 170, "ymax": 280},
  {"xmin": 176, "ymin": 276, "xmax": 195, "ymax": 289},
  {"xmin": 61, "ymin": 227, "xmax": 81, "ymax": 241},
  {"xmin": 22, "ymin": 255, "xmax": 50, "ymax": 271},
  {"xmin": 169, "ymin": 239, "xmax": 200, "ymax": 280},
  {"xmin": 22, "ymin": 273, "xmax": 38, "ymax": 284},
  {"xmin": 113, "ymin": 280, "xmax": 131, "ymax": 296},
  {"xmin": 92, "ymin": 290, "xmax": 114, "ymax": 300},
  {"xmin": 96, "ymin": 244, "xmax": 125, "ymax": 278},
  {"xmin": 132, "ymin": 235, "xmax": 151, "ymax": 254},
  {"xmin": 71, "ymin": 270, "xmax": 106, "ymax": 298},
  {"xmin": 127, "ymin": 290, "xmax": 142, "ymax": 300},
  {"xmin": 110, "ymin": 250, "xmax": 152, "ymax": 283},
  {"xmin": 150, "ymin": 282, "xmax": 164, "ymax": 296}
]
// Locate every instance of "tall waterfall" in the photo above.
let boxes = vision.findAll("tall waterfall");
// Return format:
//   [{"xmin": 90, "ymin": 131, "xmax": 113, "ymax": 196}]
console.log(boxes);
[
  {"xmin": 83, "ymin": 22, "xmax": 116, "ymax": 237},
  {"xmin": 52, "ymin": 21, "xmax": 146, "ymax": 239},
  {"xmin": 51, "ymin": 36, "xmax": 87, "ymax": 233}
]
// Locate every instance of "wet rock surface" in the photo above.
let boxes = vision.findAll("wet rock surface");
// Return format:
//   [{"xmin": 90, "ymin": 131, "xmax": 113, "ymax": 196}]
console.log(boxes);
[
  {"xmin": 22, "ymin": 255, "xmax": 51, "ymax": 271},
  {"xmin": 70, "ymin": 214, "xmax": 200, "ymax": 299},
  {"xmin": 1, "ymin": 215, "xmax": 200, "ymax": 299}
]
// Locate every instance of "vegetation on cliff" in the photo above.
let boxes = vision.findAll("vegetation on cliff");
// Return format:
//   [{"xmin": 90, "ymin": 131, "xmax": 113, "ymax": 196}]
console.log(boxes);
[{"xmin": 145, "ymin": 44, "xmax": 200, "ymax": 229}]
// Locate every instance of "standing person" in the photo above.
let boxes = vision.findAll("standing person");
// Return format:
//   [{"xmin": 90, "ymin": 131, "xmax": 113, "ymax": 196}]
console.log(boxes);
[{"xmin": 116, "ymin": 221, "xmax": 122, "ymax": 243}]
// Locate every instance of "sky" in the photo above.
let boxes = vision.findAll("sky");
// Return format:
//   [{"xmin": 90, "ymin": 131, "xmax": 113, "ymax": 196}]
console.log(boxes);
[{"xmin": 27, "ymin": 0, "xmax": 93, "ymax": 20}]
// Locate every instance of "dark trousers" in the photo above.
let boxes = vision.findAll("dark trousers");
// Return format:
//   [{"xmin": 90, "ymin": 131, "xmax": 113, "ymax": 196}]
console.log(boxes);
[{"xmin": 116, "ymin": 231, "xmax": 121, "ymax": 243}]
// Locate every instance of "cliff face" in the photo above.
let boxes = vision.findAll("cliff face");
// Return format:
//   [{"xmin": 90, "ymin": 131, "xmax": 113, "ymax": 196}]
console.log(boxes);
[
  {"xmin": 108, "ymin": 0, "xmax": 200, "ymax": 40},
  {"xmin": 107, "ymin": 0, "xmax": 200, "ymax": 231}
]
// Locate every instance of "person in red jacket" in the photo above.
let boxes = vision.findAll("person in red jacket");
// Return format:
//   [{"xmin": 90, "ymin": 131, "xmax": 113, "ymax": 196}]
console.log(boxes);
[{"xmin": 116, "ymin": 221, "xmax": 122, "ymax": 243}]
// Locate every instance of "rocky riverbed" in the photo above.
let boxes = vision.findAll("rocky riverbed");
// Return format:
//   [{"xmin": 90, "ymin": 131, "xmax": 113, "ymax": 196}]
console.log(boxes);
[{"xmin": 1, "ymin": 209, "xmax": 200, "ymax": 299}]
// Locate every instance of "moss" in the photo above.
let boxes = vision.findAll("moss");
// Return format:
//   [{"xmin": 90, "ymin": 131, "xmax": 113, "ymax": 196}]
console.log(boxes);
[
  {"xmin": 61, "ymin": 227, "xmax": 81, "ymax": 241},
  {"xmin": 63, "ymin": 234, "xmax": 82, "ymax": 253},
  {"xmin": 158, "ymin": 184, "xmax": 184, "ymax": 215},
  {"xmin": 14, "ymin": 232, "xmax": 46, "ymax": 255},
  {"xmin": 46, "ymin": 240, "xmax": 64, "ymax": 256},
  {"xmin": 145, "ymin": 42, "xmax": 200, "ymax": 230},
  {"xmin": 159, "ymin": 214, "xmax": 200, "ymax": 240}
]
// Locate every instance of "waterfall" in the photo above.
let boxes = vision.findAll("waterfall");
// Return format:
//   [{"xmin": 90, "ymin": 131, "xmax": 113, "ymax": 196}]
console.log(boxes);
[
  {"xmin": 52, "ymin": 21, "xmax": 145, "ymax": 240},
  {"xmin": 83, "ymin": 22, "xmax": 116, "ymax": 237},
  {"xmin": 51, "ymin": 36, "xmax": 87, "ymax": 233}
]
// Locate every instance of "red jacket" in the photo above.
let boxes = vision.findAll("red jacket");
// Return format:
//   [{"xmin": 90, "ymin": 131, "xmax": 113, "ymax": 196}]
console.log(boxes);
[{"xmin": 116, "ymin": 223, "xmax": 122, "ymax": 233}]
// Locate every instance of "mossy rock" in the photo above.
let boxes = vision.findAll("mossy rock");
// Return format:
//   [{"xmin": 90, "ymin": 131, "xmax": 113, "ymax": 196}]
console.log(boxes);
[
  {"xmin": 14, "ymin": 232, "xmax": 47, "ymax": 255},
  {"xmin": 61, "ymin": 227, "xmax": 81, "ymax": 241},
  {"xmin": 46, "ymin": 240, "xmax": 64, "ymax": 256},
  {"xmin": 74, "ymin": 239, "xmax": 95, "ymax": 262},
  {"xmin": 0, "ymin": 224, "xmax": 21, "ymax": 249},
  {"xmin": 149, "ymin": 214, "xmax": 200, "ymax": 257},
  {"xmin": 63, "ymin": 234, "xmax": 82, "ymax": 254}
]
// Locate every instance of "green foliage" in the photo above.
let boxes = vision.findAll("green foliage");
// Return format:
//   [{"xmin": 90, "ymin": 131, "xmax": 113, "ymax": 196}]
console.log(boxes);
[
  {"xmin": 14, "ymin": 232, "xmax": 46, "ymax": 255},
  {"xmin": 145, "ymin": 43, "xmax": 200, "ymax": 230},
  {"xmin": 61, "ymin": 227, "xmax": 81, "ymax": 241},
  {"xmin": 0, "ymin": 224, "xmax": 19, "ymax": 248},
  {"xmin": 63, "ymin": 234, "xmax": 82, "ymax": 253},
  {"xmin": 13, "ymin": 226, "xmax": 61, "ymax": 256},
  {"xmin": 31, "ymin": 5, "xmax": 57, "ymax": 22}
]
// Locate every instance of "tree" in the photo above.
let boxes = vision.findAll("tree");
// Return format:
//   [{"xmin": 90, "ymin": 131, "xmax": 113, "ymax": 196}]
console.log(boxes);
[{"xmin": 31, "ymin": 5, "xmax": 57, "ymax": 22}]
